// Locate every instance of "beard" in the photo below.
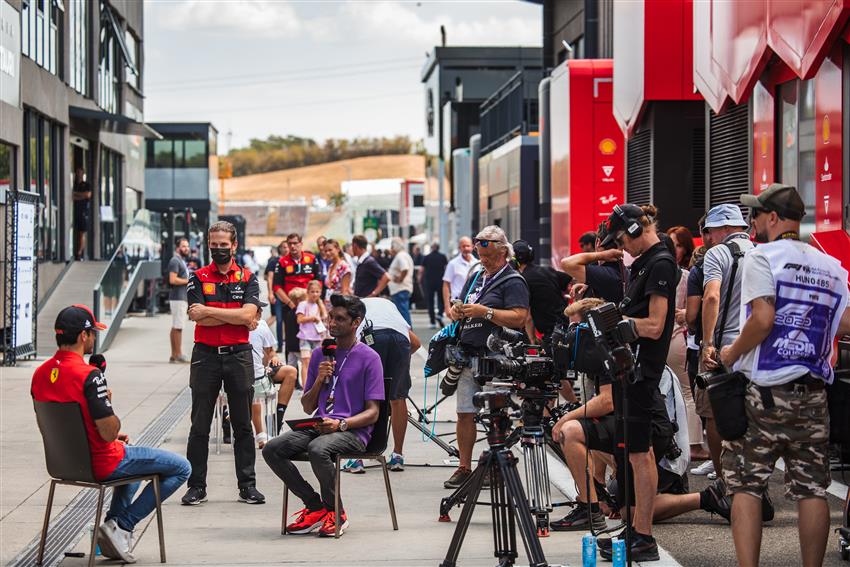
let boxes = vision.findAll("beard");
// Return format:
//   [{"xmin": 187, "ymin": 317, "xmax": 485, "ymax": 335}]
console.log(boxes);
[{"xmin": 754, "ymin": 229, "xmax": 769, "ymax": 243}]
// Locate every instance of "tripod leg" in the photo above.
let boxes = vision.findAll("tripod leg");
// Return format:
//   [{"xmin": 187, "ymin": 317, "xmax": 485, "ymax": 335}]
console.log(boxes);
[
  {"xmin": 407, "ymin": 414, "xmax": 460, "ymax": 458},
  {"xmin": 439, "ymin": 453, "xmax": 491, "ymax": 567},
  {"xmin": 439, "ymin": 456, "xmax": 484, "ymax": 520},
  {"xmin": 497, "ymin": 451, "xmax": 549, "ymax": 567}
]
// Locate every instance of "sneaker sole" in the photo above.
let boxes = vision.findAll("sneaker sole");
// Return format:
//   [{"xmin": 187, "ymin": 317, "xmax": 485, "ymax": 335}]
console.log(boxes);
[
  {"xmin": 238, "ymin": 494, "xmax": 266, "ymax": 504},
  {"xmin": 286, "ymin": 520, "xmax": 326, "ymax": 534},
  {"xmin": 388, "ymin": 466, "xmax": 404, "ymax": 472},
  {"xmin": 181, "ymin": 496, "xmax": 208, "ymax": 506},
  {"xmin": 319, "ymin": 519, "xmax": 350, "ymax": 537},
  {"xmin": 600, "ymin": 547, "xmax": 659, "ymax": 562}
]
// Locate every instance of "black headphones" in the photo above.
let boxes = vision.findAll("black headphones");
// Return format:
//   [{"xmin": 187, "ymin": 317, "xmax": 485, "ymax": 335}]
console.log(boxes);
[{"xmin": 613, "ymin": 204, "xmax": 646, "ymax": 240}]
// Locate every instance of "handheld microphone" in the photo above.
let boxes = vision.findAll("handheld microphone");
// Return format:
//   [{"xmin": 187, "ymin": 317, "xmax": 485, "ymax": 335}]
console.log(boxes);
[
  {"xmin": 321, "ymin": 338, "xmax": 337, "ymax": 360},
  {"xmin": 89, "ymin": 354, "xmax": 107, "ymax": 375}
]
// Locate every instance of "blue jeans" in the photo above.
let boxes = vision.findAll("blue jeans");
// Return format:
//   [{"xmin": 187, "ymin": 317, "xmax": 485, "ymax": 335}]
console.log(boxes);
[
  {"xmin": 272, "ymin": 298, "xmax": 284, "ymax": 351},
  {"xmin": 392, "ymin": 290, "xmax": 412, "ymax": 325},
  {"xmin": 104, "ymin": 446, "xmax": 191, "ymax": 531}
]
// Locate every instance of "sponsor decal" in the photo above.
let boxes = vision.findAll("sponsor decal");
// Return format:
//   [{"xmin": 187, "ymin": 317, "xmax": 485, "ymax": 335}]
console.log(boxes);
[
  {"xmin": 202, "ymin": 283, "xmax": 216, "ymax": 295},
  {"xmin": 823, "ymin": 114, "xmax": 830, "ymax": 145},
  {"xmin": 598, "ymin": 138, "xmax": 617, "ymax": 155},
  {"xmin": 235, "ymin": 271, "xmax": 242, "ymax": 282},
  {"xmin": 286, "ymin": 265, "xmax": 295, "ymax": 274},
  {"xmin": 50, "ymin": 368, "xmax": 59, "ymax": 383}
]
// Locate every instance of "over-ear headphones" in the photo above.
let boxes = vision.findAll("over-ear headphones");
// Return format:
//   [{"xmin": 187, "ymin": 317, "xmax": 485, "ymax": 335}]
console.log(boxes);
[{"xmin": 613, "ymin": 204, "xmax": 646, "ymax": 240}]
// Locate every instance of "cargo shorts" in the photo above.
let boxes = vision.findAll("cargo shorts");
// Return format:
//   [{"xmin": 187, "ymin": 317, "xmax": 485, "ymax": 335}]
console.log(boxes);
[{"xmin": 721, "ymin": 381, "xmax": 830, "ymax": 501}]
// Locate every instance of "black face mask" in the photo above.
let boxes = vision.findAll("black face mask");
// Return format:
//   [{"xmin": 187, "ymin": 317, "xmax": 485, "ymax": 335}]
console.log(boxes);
[{"xmin": 210, "ymin": 247, "xmax": 233, "ymax": 265}]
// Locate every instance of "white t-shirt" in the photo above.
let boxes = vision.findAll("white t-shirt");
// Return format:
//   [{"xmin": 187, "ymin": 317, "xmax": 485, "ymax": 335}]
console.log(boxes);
[
  {"xmin": 357, "ymin": 297, "xmax": 410, "ymax": 342},
  {"xmin": 249, "ymin": 319, "xmax": 276, "ymax": 378},
  {"xmin": 443, "ymin": 254, "xmax": 476, "ymax": 300},
  {"xmin": 388, "ymin": 251, "xmax": 414, "ymax": 295}
]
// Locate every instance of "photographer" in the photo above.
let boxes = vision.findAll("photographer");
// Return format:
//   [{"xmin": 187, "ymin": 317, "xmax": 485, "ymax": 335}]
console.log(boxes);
[
  {"xmin": 441, "ymin": 226, "xmax": 529, "ymax": 489},
  {"xmin": 560, "ymin": 224, "xmax": 626, "ymax": 304},
  {"xmin": 596, "ymin": 203, "xmax": 678, "ymax": 561},
  {"xmin": 720, "ymin": 185, "xmax": 850, "ymax": 567}
]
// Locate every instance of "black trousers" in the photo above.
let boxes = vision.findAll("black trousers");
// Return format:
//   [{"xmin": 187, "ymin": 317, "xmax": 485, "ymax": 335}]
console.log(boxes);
[
  {"xmin": 187, "ymin": 346, "xmax": 256, "ymax": 489},
  {"xmin": 281, "ymin": 304, "xmax": 300, "ymax": 354},
  {"xmin": 424, "ymin": 281, "xmax": 444, "ymax": 324}
]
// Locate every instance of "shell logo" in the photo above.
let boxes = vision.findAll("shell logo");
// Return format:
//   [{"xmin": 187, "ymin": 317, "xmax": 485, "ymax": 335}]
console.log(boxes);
[
  {"xmin": 823, "ymin": 115, "xmax": 830, "ymax": 145},
  {"xmin": 598, "ymin": 138, "xmax": 617, "ymax": 155}
]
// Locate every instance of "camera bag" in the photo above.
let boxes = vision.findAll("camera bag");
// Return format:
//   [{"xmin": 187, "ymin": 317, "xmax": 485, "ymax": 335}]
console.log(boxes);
[
  {"xmin": 424, "ymin": 270, "xmax": 482, "ymax": 377},
  {"xmin": 707, "ymin": 371, "xmax": 749, "ymax": 440}
]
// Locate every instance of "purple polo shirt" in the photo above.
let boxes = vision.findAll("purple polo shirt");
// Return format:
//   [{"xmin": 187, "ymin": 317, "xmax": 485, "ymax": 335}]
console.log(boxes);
[{"xmin": 305, "ymin": 342, "xmax": 385, "ymax": 447}]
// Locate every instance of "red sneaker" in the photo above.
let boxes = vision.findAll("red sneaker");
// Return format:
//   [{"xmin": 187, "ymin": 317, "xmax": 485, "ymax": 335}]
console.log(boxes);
[
  {"xmin": 286, "ymin": 507, "xmax": 328, "ymax": 534},
  {"xmin": 318, "ymin": 510, "xmax": 349, "ymax": 537}
]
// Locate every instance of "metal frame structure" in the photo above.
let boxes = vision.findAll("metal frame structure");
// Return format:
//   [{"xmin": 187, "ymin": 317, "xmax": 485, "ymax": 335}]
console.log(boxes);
[{"xmin": 3, "ymin": 190, "xmax": 40, "ymax": 366}]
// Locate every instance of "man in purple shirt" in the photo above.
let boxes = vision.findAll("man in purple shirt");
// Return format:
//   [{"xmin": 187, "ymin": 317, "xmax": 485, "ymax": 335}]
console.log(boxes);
[{"xmin": 262, "ymin": 294, "xmax": 384, "ymax": 537}]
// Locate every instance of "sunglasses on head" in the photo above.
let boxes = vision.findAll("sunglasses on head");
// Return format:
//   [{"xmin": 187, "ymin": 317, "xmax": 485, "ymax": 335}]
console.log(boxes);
[{"xmin": 473, "ymin": 238, "xmax": 500, "ymax": 248}]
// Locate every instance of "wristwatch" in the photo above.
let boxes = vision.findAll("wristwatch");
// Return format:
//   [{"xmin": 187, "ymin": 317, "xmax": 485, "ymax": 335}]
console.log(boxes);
[
  {"xmin": 338, "ymin": 419, "xmax": 349, "ymax": 432},
  {"xmin": 485, "ymin": 308, "xmax": 495, "ymax": 321}
]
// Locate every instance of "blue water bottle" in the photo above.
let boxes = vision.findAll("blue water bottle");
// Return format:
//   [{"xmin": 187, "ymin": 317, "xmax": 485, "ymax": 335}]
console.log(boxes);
[
  {"xmin": 582, "ymin": 533, "xmax": 597, "ymax": 566},
  {"xmin": 612, "ymin": 538, "xmax": 626, "ymax": 567}
]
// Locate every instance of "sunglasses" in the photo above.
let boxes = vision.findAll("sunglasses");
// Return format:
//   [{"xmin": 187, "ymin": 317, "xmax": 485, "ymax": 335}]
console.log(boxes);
[{"xmin": 473, "ymin": 238, "xmax": 500, "ymax": 248}]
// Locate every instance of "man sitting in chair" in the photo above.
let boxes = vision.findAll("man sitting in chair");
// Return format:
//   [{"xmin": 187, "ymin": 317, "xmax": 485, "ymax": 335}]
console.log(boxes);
[
  {"xmin": 31, "ymin": 305, "xmax": 191, "ymax": 563},
  {"xmin": 262, "ymin": 294, "xmax": 385, "ymax": 537}
]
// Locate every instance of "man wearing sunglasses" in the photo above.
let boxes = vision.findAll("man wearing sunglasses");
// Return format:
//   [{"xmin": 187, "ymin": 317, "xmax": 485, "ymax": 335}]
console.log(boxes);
[{"xmin": 442, "ymin": 226, "xmax": 529, "ymax": 489}]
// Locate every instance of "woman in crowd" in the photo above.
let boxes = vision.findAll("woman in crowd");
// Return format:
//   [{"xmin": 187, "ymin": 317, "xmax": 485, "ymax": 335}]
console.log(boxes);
[
  {"xmin": 665, "ymin": 226, "xmax": 706, "ymax": 461},
  {"xmin": 322, "ymin": 239, "xmax": 352, "ymax": 304}
]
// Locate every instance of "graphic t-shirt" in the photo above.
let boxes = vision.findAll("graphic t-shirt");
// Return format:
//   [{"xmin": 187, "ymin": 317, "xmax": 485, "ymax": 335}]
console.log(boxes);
[
  {"xmin": 31, "ymin": 351, "xmax": 125, "ymax": 480},
  {"xmin": 296, "ymin": 301, "xmax": 324, "ymax": 341},
  {"xmin": 305, "ymin": 342, "xmax": 385, "ymax": 446}
]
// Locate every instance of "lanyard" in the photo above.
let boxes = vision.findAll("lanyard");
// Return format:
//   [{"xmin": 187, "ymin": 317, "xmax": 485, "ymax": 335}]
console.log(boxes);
[
  {"xmin": 327, "ymin": 343, "xmax": 358, "ymax": 400},
  {"xmin": 776, "ymin": 231, "xmax": 800, "ymax": 241},
  {"xmin": 475, "ymin": 264, "xmax": 509, "ymax": 300}
]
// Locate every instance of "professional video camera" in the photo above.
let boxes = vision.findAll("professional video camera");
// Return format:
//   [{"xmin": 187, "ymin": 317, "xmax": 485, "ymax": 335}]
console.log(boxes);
[
  {"xmin": 549, "ymin": 302, "xmax": 639, "ymax": 383},
  {"xmin": 475, "ymin": 327, "xmax": 557, "ymax": 390}
]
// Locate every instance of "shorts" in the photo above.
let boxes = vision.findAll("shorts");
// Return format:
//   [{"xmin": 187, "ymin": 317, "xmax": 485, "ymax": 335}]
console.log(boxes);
[
  {"xmin": 170, "ymin": 300, "xmax": 187, "ymax": 330},
  {"xmin": 579, "ymin": 415, "xmax": 616, "ymax": 454},
  {"xmin": 722, "ymin": 382, "xmax": 830, "ymax": 501},
  {"xmin": 694, "ymin": 383, "xmax": 714, "ymax": 418},
  {"xmin": 456, "ymin": 364, "xmax": 482, "ymax": 414},
  {"xmin": 367, "ymin": 329, "xmax": 412, "ymax": 400},
  {"xmin": 299, "ymin": 339, "xmax": 321, "ymax": 357},
  {"xmin": 612, "ymin": 376, "xmax": 660, "ymax": 454},
  {"xmin": 74, "ymin": 207, "xmax": 90, "ymax": 231},
  {"xmin": 252, "ymin": 374, "xmax": 277, "ymax": 401}
]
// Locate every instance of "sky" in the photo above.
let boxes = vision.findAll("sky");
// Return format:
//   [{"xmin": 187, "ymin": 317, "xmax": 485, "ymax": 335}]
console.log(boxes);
[{"xmin": 143, "ymin": 0, "xmax": 542, "ymax": 152}]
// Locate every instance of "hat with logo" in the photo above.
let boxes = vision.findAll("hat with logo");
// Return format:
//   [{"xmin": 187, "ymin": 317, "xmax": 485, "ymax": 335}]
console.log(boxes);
[
  {"xmin": 512, "ymin": 240, "xmax": 535, "ymax": 264},
  {"xmin": 55, "ymin": 304, "xmax": 107, "ymax": 336},
  {"xmin": 703, "ymin": 203, "xmax": 748, "ymax": 228},
  {"xmin": 600, "ymin": 203, "xmax": 646, "ymax": 247},
  {"xmin": 739, "ymin": 183, "xmax": 805, "ymax": 221}
]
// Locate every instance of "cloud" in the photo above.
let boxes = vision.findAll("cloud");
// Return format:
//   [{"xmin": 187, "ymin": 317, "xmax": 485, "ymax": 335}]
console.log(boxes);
[{"xmin": 150, "ymin": 0, "xmax": 302, "ymax": 37}]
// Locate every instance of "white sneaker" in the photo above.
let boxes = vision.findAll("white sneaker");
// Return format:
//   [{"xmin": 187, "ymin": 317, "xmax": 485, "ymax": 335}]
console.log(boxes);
[
  {"xmin": 707, "ymin": 471, "xmax": 718, "ymax": 480},
  {"xmin": 690, "ymin": 460, "xmax": 715, "ymax": 476},
  {"xmin": 98, "ymin": 519, "xmax": 136, "ymax": 563}
]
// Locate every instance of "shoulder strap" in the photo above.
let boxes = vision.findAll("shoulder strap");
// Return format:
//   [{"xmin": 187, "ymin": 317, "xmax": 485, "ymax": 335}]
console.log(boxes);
[{"xmin": 714, "ymin": 240, "xmax": 745, "ymax": 346}]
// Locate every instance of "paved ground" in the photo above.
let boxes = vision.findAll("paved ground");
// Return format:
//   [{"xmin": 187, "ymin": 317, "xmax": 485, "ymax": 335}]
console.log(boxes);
[{"xmin": 4, "ymin": 302, "xmax": 850, "ymax": 566}]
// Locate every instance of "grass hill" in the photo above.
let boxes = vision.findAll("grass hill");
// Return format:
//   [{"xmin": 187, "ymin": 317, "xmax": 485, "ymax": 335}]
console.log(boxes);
[{"xmin": 223, "ymin": 154, "xmax": 425, "ymax": 203}]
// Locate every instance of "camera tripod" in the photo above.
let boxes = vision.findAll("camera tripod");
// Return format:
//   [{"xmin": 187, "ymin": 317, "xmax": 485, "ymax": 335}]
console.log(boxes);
[
  {"xmin": 406, "ymin": 394, "xmax": 460, "ymax": 458},
  {"xmin": 439, "ymin": 391, "xmax": 549, "ymax": 567}
]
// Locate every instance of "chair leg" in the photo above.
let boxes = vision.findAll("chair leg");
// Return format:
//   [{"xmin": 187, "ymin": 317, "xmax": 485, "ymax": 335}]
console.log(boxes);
[
  {"xmin": 281, "ymin": 485, "xmax": 289, "ymax": 535},
  {"xmin": 36, "ymin": 480, "xmax": 57, "ymax": 565},
  {"xmin": 334, "ymin": 456, "xmax": 342, "ymax": 538},
  {"xmin": 378, "ymin": 456, "xmax": 399, "ymax": 531},
  {"xmin": 89, "ymin": 487, "xmax": 106, "ymax": 567},
  {"xmin": 152, "ymin": 476, "xmax": 166, "ymax": 563}
]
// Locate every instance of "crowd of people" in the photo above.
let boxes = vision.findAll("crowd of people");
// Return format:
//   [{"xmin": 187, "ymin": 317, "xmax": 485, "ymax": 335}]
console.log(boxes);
[{"xmin": 29, "ymin": 183, "xmax": 850, "ymax": 565}]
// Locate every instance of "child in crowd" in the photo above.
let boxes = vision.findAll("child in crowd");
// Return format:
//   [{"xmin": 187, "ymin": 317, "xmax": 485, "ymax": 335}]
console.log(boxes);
[
  {"xmin": 249, "ymin": 302, "xmax": 300, "ymax": 447},
  {"xmin": 295, "ymin": 280, "xmax": 327, "ymax": 388}
]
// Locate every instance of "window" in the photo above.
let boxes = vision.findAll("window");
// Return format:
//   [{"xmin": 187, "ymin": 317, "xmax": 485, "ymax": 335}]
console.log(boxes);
[
  {"xmin": 21, "ymin": 0, "xmax": 63, "ymax": 77},
  {"xmin": 98, "ymin": 13, "xmax": 118, "ymax": 113},
  {"xmin": 23, "ymin": 110, "xmax": 63, "ymax": 261},
  {"xmin": 99, "ymin": 147, "xmax": 122, "ymax": 257},
  {"xmin": 68, "ymin": 0, "xmax": 89, "ymax": 95},
  {"xmin": 147, "ymin": 139, "xmax": 174, "ymax": 168},
  {"xmin": 777, "ymin": 79, "xmax": 816, "ymax": 236},
  {"xmin": 124, "ymin": 186, "xmax": 141, "ymax": 227},
  {"xmin": 183, "ymin": 140, "xmax": 206, "ymax": 167},
  {"xmin": 146, "ymin": 139, "xmax": 208, "ymax": 168},
  {"xmin": 0, "ymin": 143, "xmax": 14, "ymax": 197},
  {"xmin": 124, "ymin": 29, "xmax": 140, "ymax": 90}
]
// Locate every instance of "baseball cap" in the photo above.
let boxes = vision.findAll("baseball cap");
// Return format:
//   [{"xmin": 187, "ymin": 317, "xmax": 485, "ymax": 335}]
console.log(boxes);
[
  {"xmin": 739, "ymin": 183, "xmax": 805, "ymax": 221},
  {"xmin": 512, "ymin": 240, "xmax": 534, "ymax": 264},
  {"xmin": 703, "ymin": 203, "xmax": 747, "ymax": 228},
  {"xmin": 55, "ymin": 304, "xmax": 107, "ymax": 336},
  {"xmin": 600, "ymin": 203, "xmax": 645, "ymax": 247}
]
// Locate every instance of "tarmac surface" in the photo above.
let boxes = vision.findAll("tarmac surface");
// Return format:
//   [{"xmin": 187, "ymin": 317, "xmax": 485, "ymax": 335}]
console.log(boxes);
[{"xmin": 2, "ymin": 300, "xmax": 849, "ymax": 566}]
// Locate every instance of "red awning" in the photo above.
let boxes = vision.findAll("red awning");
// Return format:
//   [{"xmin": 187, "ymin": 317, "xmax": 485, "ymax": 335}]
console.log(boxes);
[
  {"xmin": 694, "ymin": 0, "xmax": 850, "ymax": 113},
  {"xmin": 811, "ymin": 230, "xmax": 850, "ymax": 285}
]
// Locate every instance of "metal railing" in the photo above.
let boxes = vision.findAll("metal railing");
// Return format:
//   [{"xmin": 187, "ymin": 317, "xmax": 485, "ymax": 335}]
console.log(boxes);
[
  {"xmin": 479, "ymin": 69, "xmax": 543, "ymax": 155},
  {"xmin": 93, "ymin": 209, "xmax": 162, "ymax": 351}
]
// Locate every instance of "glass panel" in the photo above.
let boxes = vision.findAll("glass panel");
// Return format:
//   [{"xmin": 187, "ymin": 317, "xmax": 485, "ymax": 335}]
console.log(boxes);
[
  {"xmin": 95, "ymin": 209, "xmax": 161, "ymax": 331},
  {"xmin": 22, "ymin": 1, "xmax": 29, "ymax": 57},
  {"xmin": 779, "ymin": 81, "xmax": 799, "ymax": 190},
  {"xmin": 35, "ymin": 0, "xmax": 44, "ymax": 66},
  {"xmin": 29, "ymin": 113, "xmax": 38, "ymax": 194},
  {"xmin": 152, "ymin": 139, "xmax": 174, "ymax": 168},
  {"xmin": 124, "ymin": 187, "xmax": 140, "ymax": 228},
  {"xmin": 0, "ymin": 143, "xmax": 13, "ymax": 195},
  {"xmin": 798, "ymin": 78, "xmax": 816, "ymax": 236},
  {"xmin": 68, "ymin": 0, "xmax": 75, "ymax": 88},
  {"xmin": 125, "ymin": 30, "xmax": 138, "ymax": 89},
  {"xmin": 183, "ymin": 140, "xmax": 206, "ymax": 168}
]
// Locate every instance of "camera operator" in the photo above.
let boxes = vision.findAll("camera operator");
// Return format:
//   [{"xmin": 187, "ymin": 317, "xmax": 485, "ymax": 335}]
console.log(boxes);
[
  {"xmin": 596, "ymin": 203, "xmax": 678, "ymax": 561},
  {"xmin": 560, "ymin": 223, "xmax": 626, "ymax": 304},
  {"xmin": 441, "ymin": 226, "xmax": 529, "ymax": 489},
  {"xmin": 720, "ymin": 185, "xmax": 850, "ymax": 567}
]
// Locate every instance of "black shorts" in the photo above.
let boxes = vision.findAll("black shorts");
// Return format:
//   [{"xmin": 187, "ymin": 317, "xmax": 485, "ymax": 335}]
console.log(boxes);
[
  {"xmin": 367, "ymin": 329, "xmax": 411, "ymax": 400},
  {"xmin": 612, "ymin": 376, "xmax": 661, "ymax": 454},
  {"xmin": 74, "ymin": 207, "xmax": 90, "ymax": 231},
  {"xmin": 579, "ymin": 414, "xmax": 616, "ymax": 454}
]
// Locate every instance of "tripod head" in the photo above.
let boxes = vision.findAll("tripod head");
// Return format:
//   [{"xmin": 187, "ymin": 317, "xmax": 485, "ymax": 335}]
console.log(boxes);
[{"xmin": 472, "ymin": 390, "xmax": 518, "ymax": 448}]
